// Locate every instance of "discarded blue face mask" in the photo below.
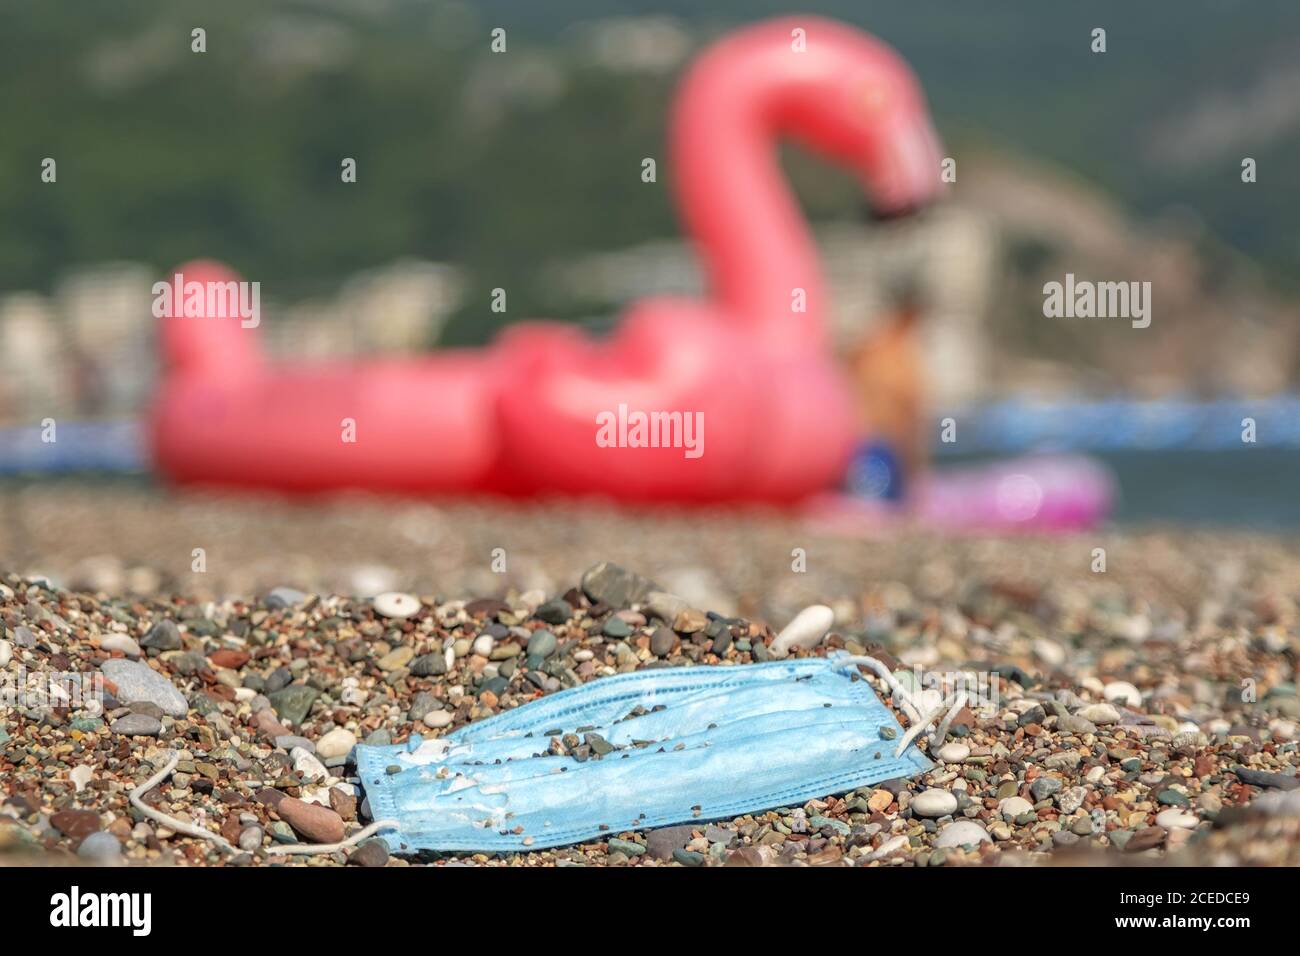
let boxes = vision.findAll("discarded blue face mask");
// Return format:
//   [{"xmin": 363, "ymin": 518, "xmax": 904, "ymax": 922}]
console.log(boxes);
[{"xmin": 355, "ymin": 653, "xmax": 960, "ymax": 854}]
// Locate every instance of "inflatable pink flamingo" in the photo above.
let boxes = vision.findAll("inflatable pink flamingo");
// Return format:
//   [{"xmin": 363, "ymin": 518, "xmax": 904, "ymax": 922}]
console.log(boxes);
[{"xmin": 152, "ymin": 17, "xmax": 944, "ymax": 502}]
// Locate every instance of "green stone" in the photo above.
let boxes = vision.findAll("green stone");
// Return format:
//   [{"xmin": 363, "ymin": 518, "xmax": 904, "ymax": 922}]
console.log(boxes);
[
  {"xmin": 267, "ymin": 685, "xmax": 320, "ymax": 727},
  {"xmin": 602, "ymin": 618, "xmax": 633, "ymax": 639},
  {"xmin": 269, "ymin": 821, "xmax": 298, "ymax": 844},
  {"xmin": 809, "ymin": 815, "xmax": 851, "ymax": 836},
  {"xmin": 526, "ymin": 630, "xmax": 557, "ymax": 658},
  {"xmin": 607, "ymin": 837, "xmax": 645, "ymax": 856}
]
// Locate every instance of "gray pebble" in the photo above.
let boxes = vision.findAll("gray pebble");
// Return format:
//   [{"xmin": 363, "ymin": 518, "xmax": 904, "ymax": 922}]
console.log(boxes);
[
  {"xmin": 581, "ymin": 562, "xmax": 659, "ymax": 609},
  {"xmin": 704, "ymin": 825, "xmax": 735, "ymax": 846},
  {"xmin": 100, "ymin": 659, "xmax": 188, "ymax": 717},
  {"xmin": 141, "ymin": 620, "xmax": 182, "ymax": 651},
  {"xmin": 646, "ymin": 824, "xmax": 696, "ymax": 860},
  {"xmin": 644, "ymin": 590, "xmax": 689, "ymax": 624},
  {"xmin": 239, "ymin": 827, "xmax": 264, "ymax": 851},
  {"xmin": 266, "ymin": 587, "xmax": 308, "ymax": 609},
  {"xmin": 1030, "ymin": 776, "xmax": 1063, "ymax": 801},
  {"xmin": 410, "ymin": 653, "xmax": 447, "ymax": 677},
  {"xmin": 408, "ymin": 692, "xmax": 442, "ymax": 723},
  {"xmin": 534, "ymin": 600, "xmax": 571, "ymax": 625},
  {"xmin": 1234, "ymin": 767, "xmax": 1300, "ymax": 790},
  {"xmin": 348, "ymin": 839, "xmax": 390, "ymax": 867},
  {"xmin": 110, "ymin": 713, "xmax": 163, "ymax": 736}
]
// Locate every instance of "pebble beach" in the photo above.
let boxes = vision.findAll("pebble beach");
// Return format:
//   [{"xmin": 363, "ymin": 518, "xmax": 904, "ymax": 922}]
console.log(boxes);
[{"xmin": 2, "ymin": 485, "xmax": 1299, "ymax": 867}]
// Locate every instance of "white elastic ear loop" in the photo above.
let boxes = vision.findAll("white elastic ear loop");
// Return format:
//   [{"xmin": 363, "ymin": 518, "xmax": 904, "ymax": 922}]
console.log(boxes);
[
  {"xmin": 892, "ymin": 690, "xmax": 968, "ymax": 758},
  {"xmin": 130, "ymin": 749, "xmax": 397, "ymax": 857},
  {"xmin": 265, "ymin": 817, "xmax": 399, "ymax": 856},
  {"xmin": 836, "ymin": 655, "xmax": 924, "ymax": 724},
  {"xmin": 130, "ymin": 750, "xmax": 236, "ymax": 853},
  {"xmin": 835, "ymin": 656, "xmax": 968, "ymax": 758}
]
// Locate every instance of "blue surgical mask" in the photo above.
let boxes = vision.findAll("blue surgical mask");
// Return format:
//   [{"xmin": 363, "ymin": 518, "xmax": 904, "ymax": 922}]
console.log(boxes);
[{"xmin": 353, "ymin": 653, "xmax": 954, "ymax": 854}]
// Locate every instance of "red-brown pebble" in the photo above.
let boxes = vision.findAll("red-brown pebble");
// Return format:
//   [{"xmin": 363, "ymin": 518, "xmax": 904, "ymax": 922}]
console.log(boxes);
[
  {"xmin": 210, "ymin": 649, "xmax": 251, "ymax": 669},
  {"xmin": 51, "ymin": 809, "xmax": 101, "ymax": 841},
  {"xmin": 278, "ymin": 797, "xmax": 345, "ymax": 844}
]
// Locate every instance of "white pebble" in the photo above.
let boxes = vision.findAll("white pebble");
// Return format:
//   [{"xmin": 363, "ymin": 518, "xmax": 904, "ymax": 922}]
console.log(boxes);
[
  {"xmin": 1057, "ymin": 785, "xmax": 1087, "ymax": 814},
  {"xmin": 100, "ymin": 634, "xmax": 142, "ymax": 658},
  {"xmin": 1155, "ymin": 809, "xmax": 1198, "ymax": 830},
  {"xmin": 911, "ymin": 788, "xmax": 958, "ymax": 818},
  {"xmin": 1103, "ymin": 681, "xmax": 1142, "ymax": 708},
  {"xmin": 315, "ymin": 728, "xmax": 357, "ymax": 760},
  {"xmin": 997, "ymin": 796, "xmax": 1034, "ymax": 819},
  {"xmin": 423, "ymin": 710, "xmax": 453, "ymax": 729},
  {"xmin": 69, "ymin": 765, "xmax": 93, "ymax": 793},
  {"xmin": 1033, "ymin": 638, "xmax": 1066, "ymax": 669},
  {"xmin": 291, "ymin": 746, "xmax": 330, "ymax": 783},
  {"xmin": 917, "ymin": 688, "xmax": 944, "ymax": 713},
  {"xmin": 1078, "ymin": 703, "xmax": 1120, "ymax": 725},
  {"xmin": 0, "ymin": 640, "xmax": 10, "ymax": 668},
  {"xmin": 1112, "ymin": 615, "xmax": 1151, "ymax": 643},
  {"xmin": 770, "ymin": 605, "xmax": 834, "ymax": 655},
  {"xmin": 472, "ymin": 635, "xmax": 494, "ymax": 657},
  {"xmin": 935, "ymin": 743, "xmax": 970, "ymax": 763},
  {"xmin": 867, "ymin": 834, "xmax": 910, "ymax": 860},
  {"xmin": 1269, "ymin": 719, "xmax": 1298, "ymax": 742},
  {"xmin": 935, "ymin": 820, "xmax": 990, "ymax": 848},
  {"xmin": 373, "ymin": 592, "xmax": 420, "ymax": 620},
  {"xmin": 1086, "ymin": 765, "xmax": 1106, "ymax": 784},
  {"xmin": 299, "ymin": 786, "xmax": 333, "ymax": 807},
  {"xmin": 349, "ymin": 564, "xmax": 398, "ymax": 598}
]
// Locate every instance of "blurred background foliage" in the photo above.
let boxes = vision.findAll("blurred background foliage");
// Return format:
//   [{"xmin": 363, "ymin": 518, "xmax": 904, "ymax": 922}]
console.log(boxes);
[{"xmin": 2, "ymin": 0, "xmax": 1298, "ymax": 345}]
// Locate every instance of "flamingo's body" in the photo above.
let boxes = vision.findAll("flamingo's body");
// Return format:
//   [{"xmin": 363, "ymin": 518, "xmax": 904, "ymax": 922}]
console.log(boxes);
[{"xmin": 152, "ymin": 18, "xmax": 944, "ymax": 501}]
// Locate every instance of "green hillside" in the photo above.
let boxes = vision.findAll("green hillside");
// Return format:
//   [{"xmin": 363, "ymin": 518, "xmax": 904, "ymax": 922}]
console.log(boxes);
[{"xmin": 2, "ymin": 0, "xmax": 1296, "ymax": 345}]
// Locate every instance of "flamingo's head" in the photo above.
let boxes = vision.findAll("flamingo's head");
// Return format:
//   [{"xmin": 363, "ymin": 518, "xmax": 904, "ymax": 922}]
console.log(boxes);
[{"xmin": 768, "ymin": 18, "xmax": 947, "ymax": 218}]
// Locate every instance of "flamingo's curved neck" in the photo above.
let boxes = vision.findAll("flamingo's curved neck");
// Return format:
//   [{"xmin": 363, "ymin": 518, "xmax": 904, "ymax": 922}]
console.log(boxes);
[{"xmin": 671, "ymin": 61, "xmax": 829, "ymax": 352}]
